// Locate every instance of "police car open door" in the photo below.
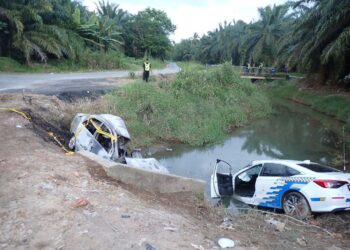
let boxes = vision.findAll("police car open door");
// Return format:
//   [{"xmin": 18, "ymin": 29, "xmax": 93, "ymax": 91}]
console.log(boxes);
[{"xmin": 210, "ymin": 159, "xmax": 234, "ymax": 198}]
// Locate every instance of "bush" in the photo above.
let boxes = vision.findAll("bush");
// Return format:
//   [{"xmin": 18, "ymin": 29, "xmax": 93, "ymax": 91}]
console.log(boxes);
[
  {"xmin": 106, "ymin": 63, "xmax": 272, "ymax": 146},
  {"xmin": 0, "ymin": 57, "xmax": 28, "ymax": 72},
  {"xmin": 78, "ymin": 51, "xmax": 125, "ymax": 70}
]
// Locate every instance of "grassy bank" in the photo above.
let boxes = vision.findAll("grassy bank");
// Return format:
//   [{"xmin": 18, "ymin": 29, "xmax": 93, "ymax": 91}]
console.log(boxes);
[
  {"xmin": 102, "ymin": 63, "xmax": 271, "ymax": 147},
  {"xmin": 0, "ymin": 54, "xmax": 166, "ymax": 73},
  {"xmin": 267, "ymin": 81, "xmax": 350, "ymax": 130}
]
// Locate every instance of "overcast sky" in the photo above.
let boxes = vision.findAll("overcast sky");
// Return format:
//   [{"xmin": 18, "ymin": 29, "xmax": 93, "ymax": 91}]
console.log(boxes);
[{"xmin": 82, "ymin": 0, "xmax": 288, "ymax": 43}]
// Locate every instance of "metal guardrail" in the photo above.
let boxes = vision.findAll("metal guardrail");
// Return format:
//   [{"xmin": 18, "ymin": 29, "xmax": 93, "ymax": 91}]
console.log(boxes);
[
  {"xmin": 236, "ymin": 66, "xmax": 288, "ymax": 76},
  {"xmin": 206, "ymin": 64, "xmax": 289, "ymax": 78}
]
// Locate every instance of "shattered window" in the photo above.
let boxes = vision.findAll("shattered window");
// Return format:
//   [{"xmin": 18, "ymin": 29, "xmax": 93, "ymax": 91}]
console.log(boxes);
[{"xmin": 84, "ymin": 118, "xmax": 113, "ymax": 153}]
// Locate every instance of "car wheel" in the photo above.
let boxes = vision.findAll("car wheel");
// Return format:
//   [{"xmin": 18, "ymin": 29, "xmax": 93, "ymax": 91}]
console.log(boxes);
[{"xmin": 282, "ymin": 191, "xmax": 311, "ymax": 220}]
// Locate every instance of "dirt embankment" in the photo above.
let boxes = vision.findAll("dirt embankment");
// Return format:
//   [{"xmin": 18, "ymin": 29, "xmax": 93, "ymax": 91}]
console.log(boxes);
[{"xmin": 0, "ymin": 93, "xmax": 349, "ymax": 249}]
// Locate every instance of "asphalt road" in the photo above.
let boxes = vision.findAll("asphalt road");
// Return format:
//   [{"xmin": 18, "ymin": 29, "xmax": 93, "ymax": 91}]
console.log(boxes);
[{"xmin": 0, "ymin": 63, "xmax": 180, "ymax": 95}]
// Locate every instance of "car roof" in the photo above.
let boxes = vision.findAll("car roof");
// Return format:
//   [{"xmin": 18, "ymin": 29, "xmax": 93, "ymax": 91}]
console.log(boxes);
[
  {"xmin": 250, "ymin": 159, "xmax": 316, "ymax": 174},
  {"xmin": 251, "ymin": 159, "xmax": 312, "ymax": 166},
  {"xmin": 244, "ymin": 159, "xmax": 345, "ymax": 177}
]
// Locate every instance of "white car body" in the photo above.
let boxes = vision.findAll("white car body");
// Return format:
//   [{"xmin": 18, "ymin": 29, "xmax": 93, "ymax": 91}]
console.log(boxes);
[
  {"xmin": 69, "ymin": 113, "xmax": 168, "ymax": 173},
  {"xmin": 211, "ymin": 159, "xmax": 350, "ymax": 214}
]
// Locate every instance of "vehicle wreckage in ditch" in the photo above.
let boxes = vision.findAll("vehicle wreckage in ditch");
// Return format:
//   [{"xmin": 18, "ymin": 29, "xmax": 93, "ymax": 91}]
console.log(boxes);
[{"xmin": 68, "ymin": 113, "xmax": 168, "ymax": 173}]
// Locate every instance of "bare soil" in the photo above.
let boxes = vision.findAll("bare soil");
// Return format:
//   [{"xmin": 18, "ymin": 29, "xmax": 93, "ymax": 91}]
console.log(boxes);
[{"xmin": 0, "ymin": 93, "xmax": 349, "ymax": 250}]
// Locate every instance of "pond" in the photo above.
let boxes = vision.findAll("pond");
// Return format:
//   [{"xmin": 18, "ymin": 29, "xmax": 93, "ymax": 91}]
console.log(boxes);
[{"xmin": 151, "ymin": 98, "xmax": 349, "ymax": 196}]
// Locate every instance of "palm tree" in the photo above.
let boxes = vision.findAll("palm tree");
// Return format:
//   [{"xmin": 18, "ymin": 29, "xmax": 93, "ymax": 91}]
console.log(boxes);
[
  {"xmin": 0, "ymin": 0, "xmax": 85, "ymax": 63},
  {"xmin": 287, "ymin": 0, "xmax": 350, "ymax": 83},
  {"xmin": 95, "ymin": 0, "xmax": 124, "ymax": 52},
  {"xmin": 241, "ymin": 4, "xmax": 291, "ymax": 66},
  {"xmin": 97, "ymin": 15, "xmax": 123, "ymax": 52}
]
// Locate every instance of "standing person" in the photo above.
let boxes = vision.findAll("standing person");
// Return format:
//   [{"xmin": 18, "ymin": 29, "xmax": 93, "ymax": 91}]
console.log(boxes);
[
  {"xmin": 258, "ymin": 62, "xmax": 263, "ymax": 74},
  {"xmin": 143, "ymin": 58, "xmax": 151, "ymax": 82}
]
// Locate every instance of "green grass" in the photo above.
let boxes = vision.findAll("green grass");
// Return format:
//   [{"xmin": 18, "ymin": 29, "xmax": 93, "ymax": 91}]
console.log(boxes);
[
  {"xmin": 176, "ymin": 61, "xmax": 206, "ymax": 72},
  {"xmin": 105, "ymin": 62, "xmax": 272, "ymax": 147},
  {"xmin": 0, "ymin": 57, "xmax": 30, "ymax": 72},
  {"xmin": 267, "ymin": 81, "xmax": 350, "ymax": 130},
  {"xmin": 0, "ymin": 53, "xmax": 166, "ymax": 73}
]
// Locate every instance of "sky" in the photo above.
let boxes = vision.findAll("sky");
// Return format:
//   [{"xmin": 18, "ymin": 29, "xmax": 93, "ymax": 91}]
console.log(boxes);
[{"xmin": 82, "ymin": 0, "xmax": 288, "ymax": 43}]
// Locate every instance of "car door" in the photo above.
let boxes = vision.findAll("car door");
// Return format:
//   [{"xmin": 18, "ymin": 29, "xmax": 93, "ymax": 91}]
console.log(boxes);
[
  {"xmin": 210, "ymin": 159, "xmax": 234, "ymax": 198},
  {"xmin": 233, "ymin": 164, "xmax": 263, "ymax": 205},
  {"xmin": 254, "ymin": 163, "xmax": 300, "ymax": 208}
]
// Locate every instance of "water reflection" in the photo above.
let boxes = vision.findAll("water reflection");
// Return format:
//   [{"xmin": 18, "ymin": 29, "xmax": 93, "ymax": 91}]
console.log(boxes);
[
  {"xmin": 153, "ymin": 100, "xmax": 348, "ymax": 187},
  {"xmin": 239, "ymin": 105, "xmax": 342, "ymax": 162}
]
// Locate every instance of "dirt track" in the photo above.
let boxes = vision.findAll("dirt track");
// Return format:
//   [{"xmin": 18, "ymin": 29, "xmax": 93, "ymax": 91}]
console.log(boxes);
[
  {"xmin": 1, "ymin": 93, "xmax": 350, "ymax": 250},
  {"xmin": 0, "ymin": 110, "xmax": 226, "ymax": 249}
]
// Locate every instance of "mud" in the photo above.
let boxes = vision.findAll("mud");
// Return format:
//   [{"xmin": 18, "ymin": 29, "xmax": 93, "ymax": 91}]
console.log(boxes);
[{"xmin": 24, "ymin": 108, "xmax": 71, "ymax": 145}]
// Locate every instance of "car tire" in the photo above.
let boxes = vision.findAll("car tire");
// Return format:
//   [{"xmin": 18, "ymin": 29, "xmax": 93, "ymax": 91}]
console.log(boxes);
[{"xmin": 282, "ymin": 191, "xmax": 311, "ymax": 220}]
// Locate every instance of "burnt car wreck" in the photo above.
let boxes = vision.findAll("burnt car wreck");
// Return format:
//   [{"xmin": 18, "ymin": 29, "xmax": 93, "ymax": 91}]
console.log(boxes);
[{"xmin": 68, "ymin": 113, "xmax": 168, "ymax": 173}]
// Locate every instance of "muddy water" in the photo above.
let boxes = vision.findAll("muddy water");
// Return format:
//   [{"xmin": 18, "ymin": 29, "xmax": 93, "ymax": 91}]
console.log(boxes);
[{"xmin": 152, "ymin": 99, "xmax": 349, "ymax": 194}]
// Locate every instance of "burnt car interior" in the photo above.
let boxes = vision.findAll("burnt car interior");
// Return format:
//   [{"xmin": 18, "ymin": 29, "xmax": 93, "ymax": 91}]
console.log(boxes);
[
  {"xmin": 84, "ymin": 118, "xmax": 113, "ymax": 153},
  {"xmin": 70, "ymin": 114, "xmax": 169, "ymax": 173},
  {"xmin": 83, "ymin": 118, "xmax": 129, "ymax": 159},
  {"xmin": 234, "ymin": 164, "xmax": 262, "ymax": 197}
]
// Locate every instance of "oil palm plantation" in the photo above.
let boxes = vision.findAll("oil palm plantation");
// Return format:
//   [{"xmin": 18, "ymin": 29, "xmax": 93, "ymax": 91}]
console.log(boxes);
[
  {"xmin": 287, "ymin": 0, "xmax": 350, "ymax": 83},
  {"xmin": 0, "ymin": 0, "xmax": 85, "ymax": 63},
  {"xmin": 95, "ymin": 0, "xmax": 125, "ymax": 52},
  {"xmin": 241, "ymin": 4, "xmax": 291, "ymax": 66}
]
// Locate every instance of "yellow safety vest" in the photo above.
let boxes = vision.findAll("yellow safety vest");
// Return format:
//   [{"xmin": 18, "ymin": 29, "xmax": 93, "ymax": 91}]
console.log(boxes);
[{"xmin": 144, "ymin": 62, "xmax": 151, "ymax": 71}]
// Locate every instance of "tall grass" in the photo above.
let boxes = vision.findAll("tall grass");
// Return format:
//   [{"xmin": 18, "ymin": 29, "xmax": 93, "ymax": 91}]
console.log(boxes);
[
  {"xmin": 269, "ymin": 82, "xmax": 350, "ymax": 130},
  {"xmin": 106, "ymin": 62, "xmax": 272, "ymax": 147}
]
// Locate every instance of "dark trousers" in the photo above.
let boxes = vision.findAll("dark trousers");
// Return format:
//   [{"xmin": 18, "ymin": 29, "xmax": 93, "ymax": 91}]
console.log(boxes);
[{"xmin": 143, "ymin": 71, "xmax": 150, "ymax": 82}]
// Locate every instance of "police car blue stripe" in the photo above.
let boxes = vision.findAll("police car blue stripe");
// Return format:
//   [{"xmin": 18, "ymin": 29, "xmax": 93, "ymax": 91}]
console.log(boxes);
[{"xmin": 258, "ymin": 180, "xmax": 308, "ymax": 209}]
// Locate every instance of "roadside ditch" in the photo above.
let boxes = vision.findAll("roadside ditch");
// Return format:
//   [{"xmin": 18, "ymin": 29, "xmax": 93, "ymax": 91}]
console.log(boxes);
[{"xmin": 1, "ymin": 91, "xmax": 350, "ymax": 249}]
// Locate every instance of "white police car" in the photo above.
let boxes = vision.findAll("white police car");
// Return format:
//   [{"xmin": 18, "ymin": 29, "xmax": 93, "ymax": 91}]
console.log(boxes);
[{"xmin": 211, "ymin": 159, "xmax": 350, "ymax": 219}]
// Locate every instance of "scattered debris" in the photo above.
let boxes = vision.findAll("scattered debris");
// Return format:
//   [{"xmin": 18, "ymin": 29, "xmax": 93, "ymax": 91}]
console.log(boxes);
[
  {"xmin": 124, "ymin": 157, "xmax": 168, "ymax": 172},
  {"xmin": 164, "ymin": 227, "xmax": 177, "ymax": 232},
  {"xmin": 191, "ymin": 243, "xmax": 205, "ymax": 250},
  {"xmin": 265, "ymin": 218, "xmax": 285, "ymax": 232},
  {"xmin": 296, "ymin": 237, "xmax": 307, "ymax": 247},
  {"xmin": 71, "ymin": 197, "xmax": 89, "ymax": 208},
  {"xmin": 219, "ymin": 217, "xmax": 235, "ymax": 231},
  {"xmin": 218, "ymin": 238, "xmax": 235, "ymax": 249},
  {"xmin": 36, "ymin": 182, "xmax": 56, "ymax": 192}
]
